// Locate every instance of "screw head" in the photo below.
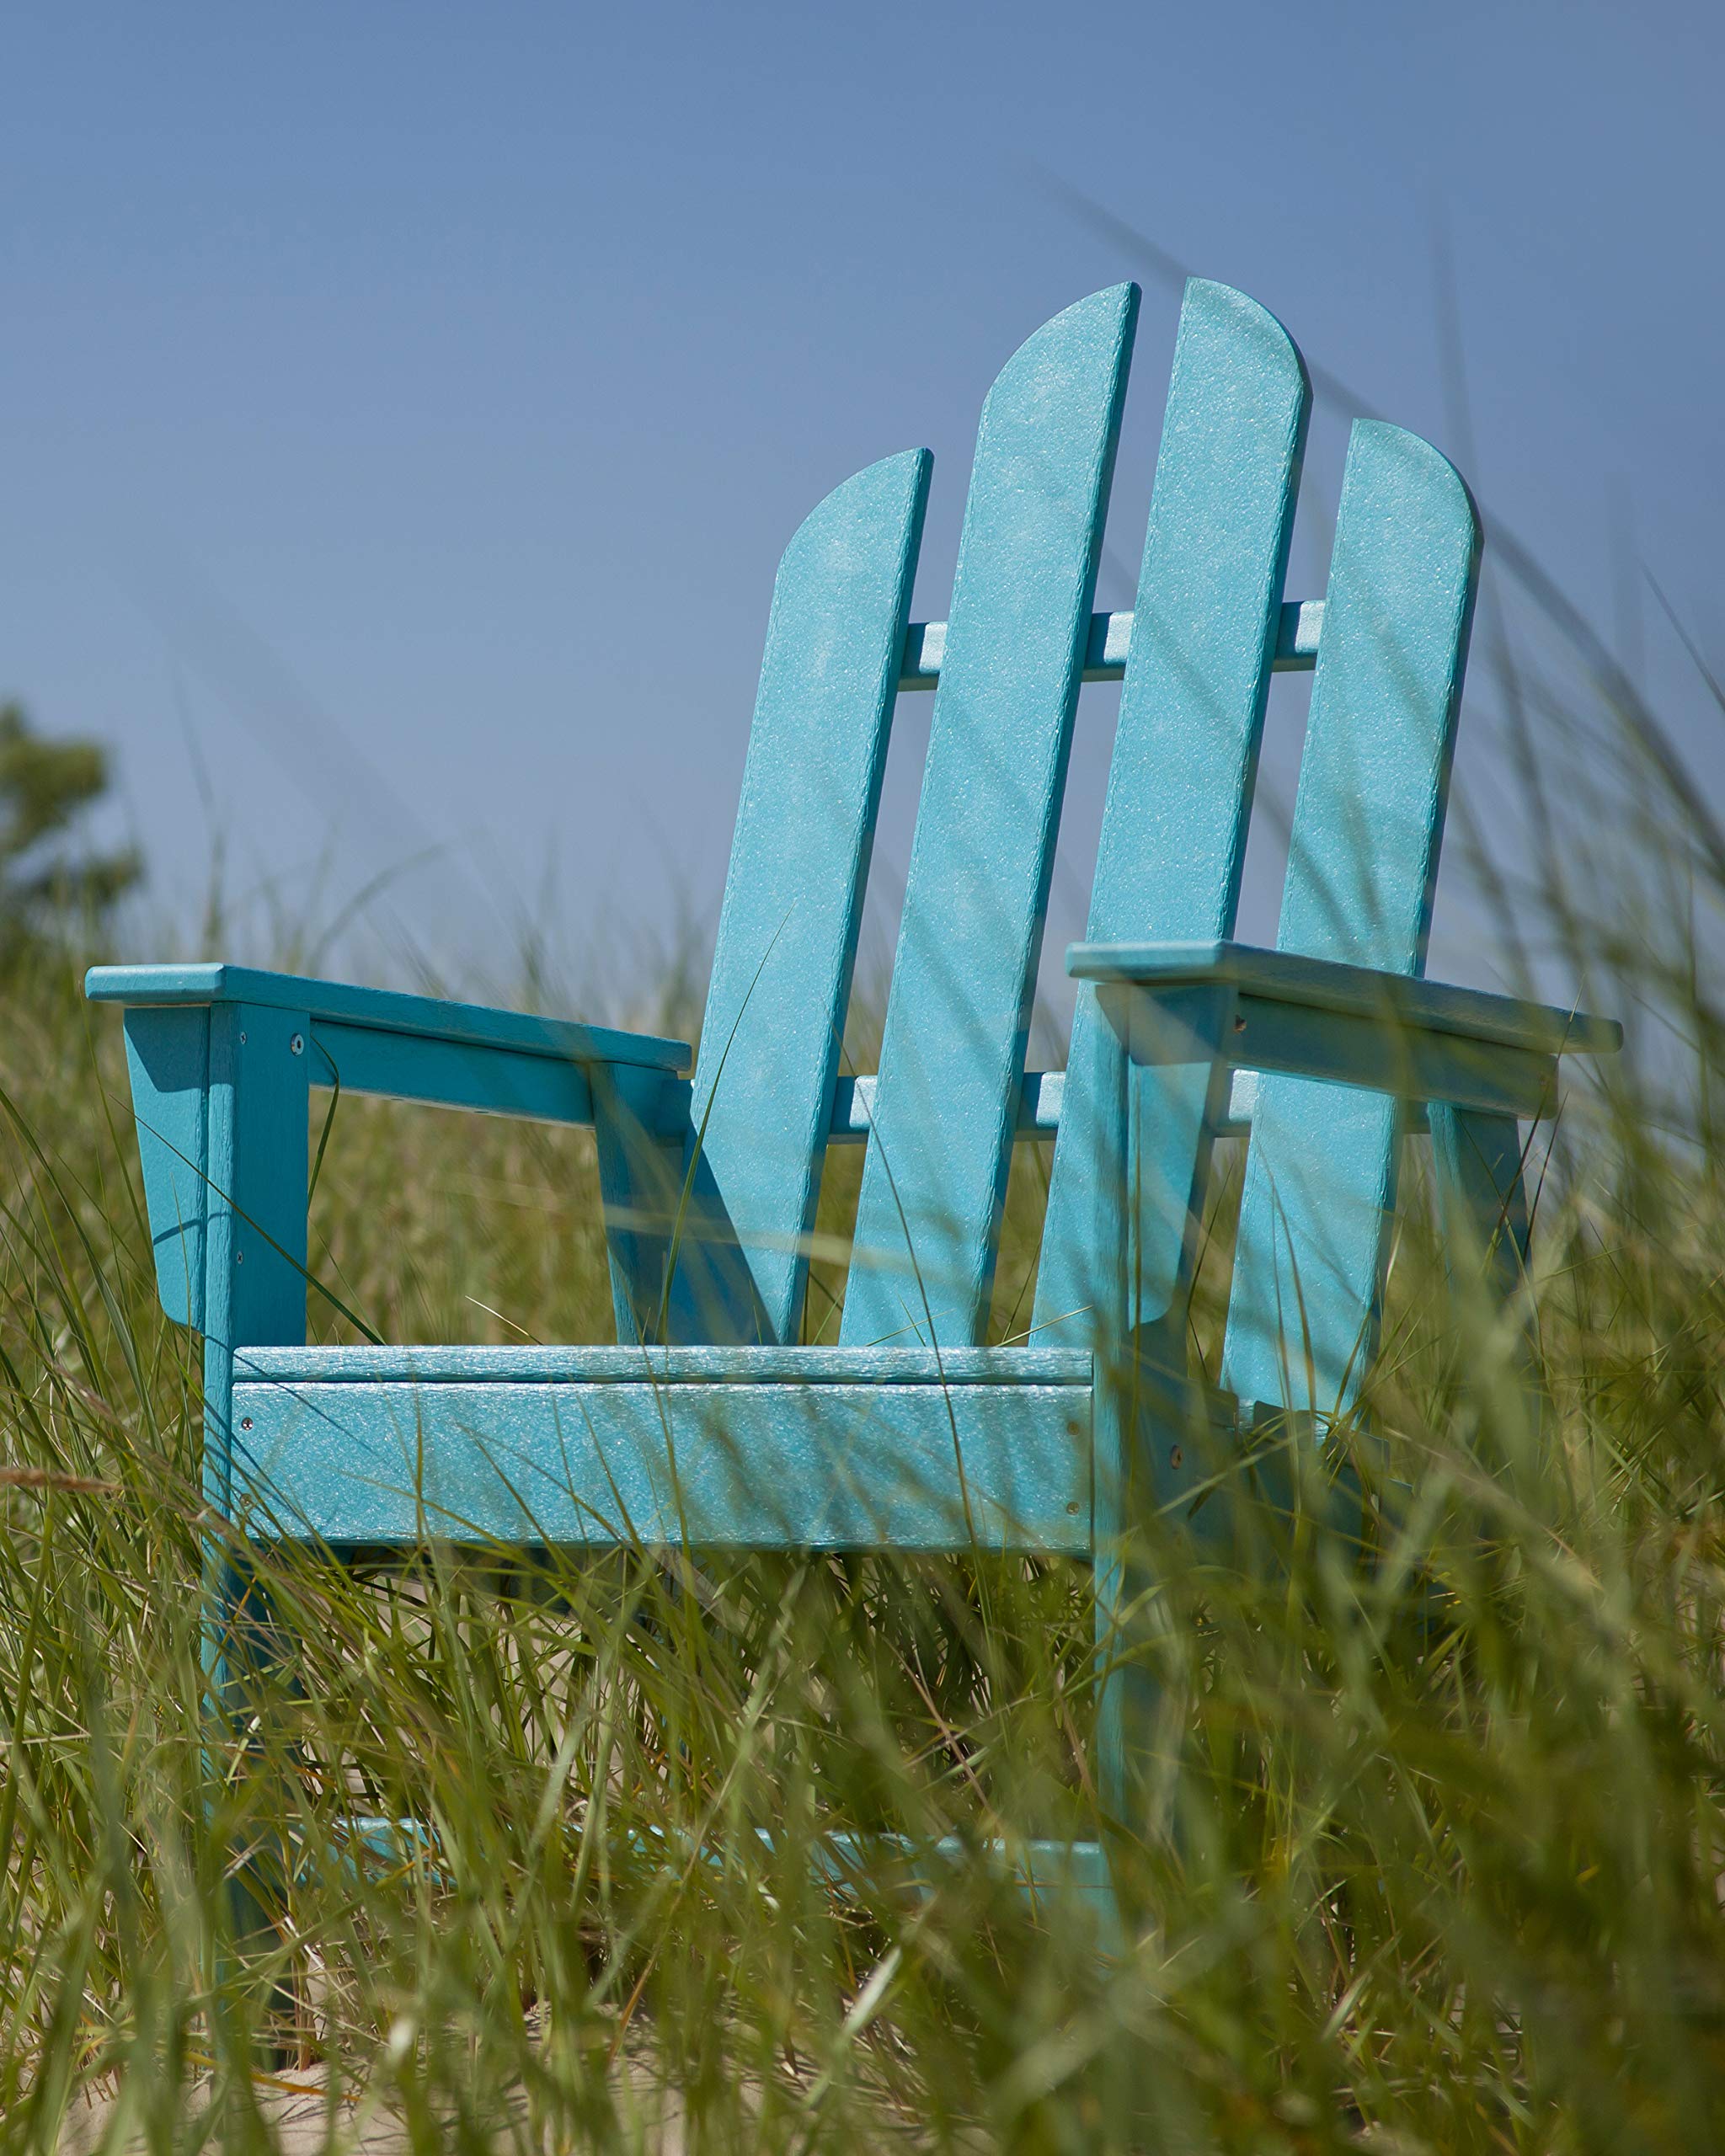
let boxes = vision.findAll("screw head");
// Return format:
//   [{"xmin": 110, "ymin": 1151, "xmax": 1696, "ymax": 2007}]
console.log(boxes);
[
  {"xmin": 1170, "ymin": 1446, "xmax": 1183, "ymax": 1469},
  {"xmin": 290, "ymin": 1033, "xmax": 304, "ymax": 1055},
  {"xmin": 240, "ymin": 1417, "xmax": 253, "ymax": 1432},
  {"xmin": 238, "ymin": 1031, "xmax": 247, "ymax": 1045},
  {"xmin": 234, "ymin": 1250, "xmax": 243, "ymax": 1264}
]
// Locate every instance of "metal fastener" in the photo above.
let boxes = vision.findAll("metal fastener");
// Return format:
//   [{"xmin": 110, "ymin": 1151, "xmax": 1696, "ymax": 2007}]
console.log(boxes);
[
  {"xmin": 290, "ymin": 1033, "xmax": 304, "ymax": 1055},
  {"xmin": 240, "ymin": 1417, "xmax": 253, "ymax": 1431},
  {"xmin": 1170, "ymin": 1446, "xmax": 1183, "ymax": 1468}
]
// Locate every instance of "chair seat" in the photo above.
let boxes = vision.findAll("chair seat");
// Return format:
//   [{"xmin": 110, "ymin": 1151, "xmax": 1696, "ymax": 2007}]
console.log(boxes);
[{"xmin": 229, "ymin": 1344, "xmax": 1093, "ymax": 1555}]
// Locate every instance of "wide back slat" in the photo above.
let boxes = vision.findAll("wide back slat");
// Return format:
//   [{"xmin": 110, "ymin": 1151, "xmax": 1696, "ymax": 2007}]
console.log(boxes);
[
  {"xmin": 1221, "ymin": 421, "xmax": 1481, "ymax": 1414},
  {"xmin": 1035, "ymin": 280, "xmax": 1310, "ymax": 1348},
  {"xmin": 668, "ymin": 451, "xmax": 931, "ymax": 1344},
  {"xmin": 839, "ymin": 286, "xmax": 1139, "ymax": 1348}
]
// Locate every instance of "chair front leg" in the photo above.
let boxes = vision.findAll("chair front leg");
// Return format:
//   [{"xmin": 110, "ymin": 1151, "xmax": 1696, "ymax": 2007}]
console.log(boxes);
[
  {"xmin": 197, "ymin": 1001, "xmax": 312, "ymax": 2054},
  {"xmin": 1095, "ymin": 983, "xmax": 1236, "ymax": 1849}
]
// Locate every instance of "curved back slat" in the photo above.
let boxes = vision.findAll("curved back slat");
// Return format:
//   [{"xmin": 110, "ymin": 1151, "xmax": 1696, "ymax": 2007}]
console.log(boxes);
[
  {"xmin": 1221, "ymin": 421, "xmax": 1481, "ymax": 1414},
  {"xmin": 840, "ymin": 286, "xmax": 1138, "ymax": 1348},
  {"xmin": 666, "ymin": 450, "xmax": 931, "ymax": 1344},
  {"xmin": 1035, "ymin": 280, "xmax": 1310, "ymax": 1349}
]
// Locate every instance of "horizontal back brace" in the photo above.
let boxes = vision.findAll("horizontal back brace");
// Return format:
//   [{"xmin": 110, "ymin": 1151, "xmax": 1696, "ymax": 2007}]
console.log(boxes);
[
  {"xmin": 826, "ymin": 1070, "xmax": 1398, "ymax": 1140},
  {"xmin": 309, "ymin": 1050, "xmax": 1421, "ymax": 1145},
  {"xmin": 897, "ymin": 598, "xmax": 1323, "ymax": 692}
]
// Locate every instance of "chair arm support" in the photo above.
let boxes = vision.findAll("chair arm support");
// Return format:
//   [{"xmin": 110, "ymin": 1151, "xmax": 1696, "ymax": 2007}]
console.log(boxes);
[
  {"xmin": 87, "ymin": 963, "xmax": 694, "ymax": 1330},
  {"xmin": 1068, "ymin": 938, "xmax": 1619, "ymax": 1121}
]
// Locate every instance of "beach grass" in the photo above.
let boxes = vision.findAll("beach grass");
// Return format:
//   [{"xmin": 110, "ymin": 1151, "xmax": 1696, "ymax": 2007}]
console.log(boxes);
[{"xmin": 2, "ymin": 600, "xmax": 1724, "ymax": 2153}]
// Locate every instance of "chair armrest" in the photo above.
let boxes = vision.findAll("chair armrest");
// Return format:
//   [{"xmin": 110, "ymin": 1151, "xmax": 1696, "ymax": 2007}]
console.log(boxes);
[
  {"xmin": 88, "ymin": 965, "xmax": 694, "ymax": 1329},
  {"xmin": 1068, "ymin": 938, "xmax": 1619, "ymax": 1120},
  {"xmin": 88, "ymin": 962, "xmax": 691, "ymax": 1129},
  {"xmin": 88, "ymin": 963, "xmax": 687, "ymax": 1075}
]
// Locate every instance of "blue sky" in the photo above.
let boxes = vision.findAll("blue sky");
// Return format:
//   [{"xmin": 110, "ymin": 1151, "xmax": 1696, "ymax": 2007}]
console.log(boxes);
[{"xmin": 1, "ymin": 0, "xmax": 1718, "ymax": 1012}]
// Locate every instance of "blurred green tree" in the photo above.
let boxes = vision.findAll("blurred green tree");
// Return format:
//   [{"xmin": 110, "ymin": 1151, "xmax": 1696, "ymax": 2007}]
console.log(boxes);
[{"xmin": 0, "ymin": 701, "xmax": 140, "ymax": 945}]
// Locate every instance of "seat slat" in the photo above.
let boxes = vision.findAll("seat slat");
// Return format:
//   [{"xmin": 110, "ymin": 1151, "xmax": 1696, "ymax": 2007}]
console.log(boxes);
[
  {"xmin": 1035, "ymin": 280, "xmax": 1311, "ymax": 1350},
  {"xmin": 234, "ymin": 1343, "xmax": 1090, "ymax": 1386},
  {"xmin": 841, "ymin": 285, "xmax": 1139, "ymax": 1348},
  {"xmin": 232, "ymin": 1376, "xmax": 1091, "ymax": 1554},
  {"xmin": 1221, "ymin": 422, "xmax": 1481, "ymax": 1415}
]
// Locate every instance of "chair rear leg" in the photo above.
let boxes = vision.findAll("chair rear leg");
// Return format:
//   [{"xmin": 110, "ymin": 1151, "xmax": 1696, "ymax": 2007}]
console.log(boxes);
[{"xmin": 1429, "ymin": 1103, "xmax": 1532, "ymax": 1298}]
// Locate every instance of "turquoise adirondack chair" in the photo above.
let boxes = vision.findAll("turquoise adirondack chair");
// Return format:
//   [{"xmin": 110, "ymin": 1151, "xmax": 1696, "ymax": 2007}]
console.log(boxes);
[{"xmin": 88, "ymin": 278, "xmax": 1617, "ymax": 1917}]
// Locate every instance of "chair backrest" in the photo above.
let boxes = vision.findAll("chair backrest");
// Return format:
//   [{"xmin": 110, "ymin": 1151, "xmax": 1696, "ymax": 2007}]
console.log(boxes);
[
  {"xmin": 1220, "ymin": 426, "xmax": 1479, "ymax": 1414},
  {"xmin": 838, "ymin": 286, "xmax": 1137, "ymax": 1349},
  {"xmin": 671, "ymin": 277, "xmax": 1479, "ymax": 1390},
  {"xmin": 1033, "ymin": 282, "xmax": 1310, "ymax": 1355},
  {"xmin": 673, "ymin": 448, "xmax": 930, "ymax": 1344}
]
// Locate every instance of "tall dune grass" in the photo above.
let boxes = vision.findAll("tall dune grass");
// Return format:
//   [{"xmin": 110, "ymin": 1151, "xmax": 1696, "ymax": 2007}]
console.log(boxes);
[{"xmin": 0, "ymin": 594, "xmax": 1722, "ymax": 2153}]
